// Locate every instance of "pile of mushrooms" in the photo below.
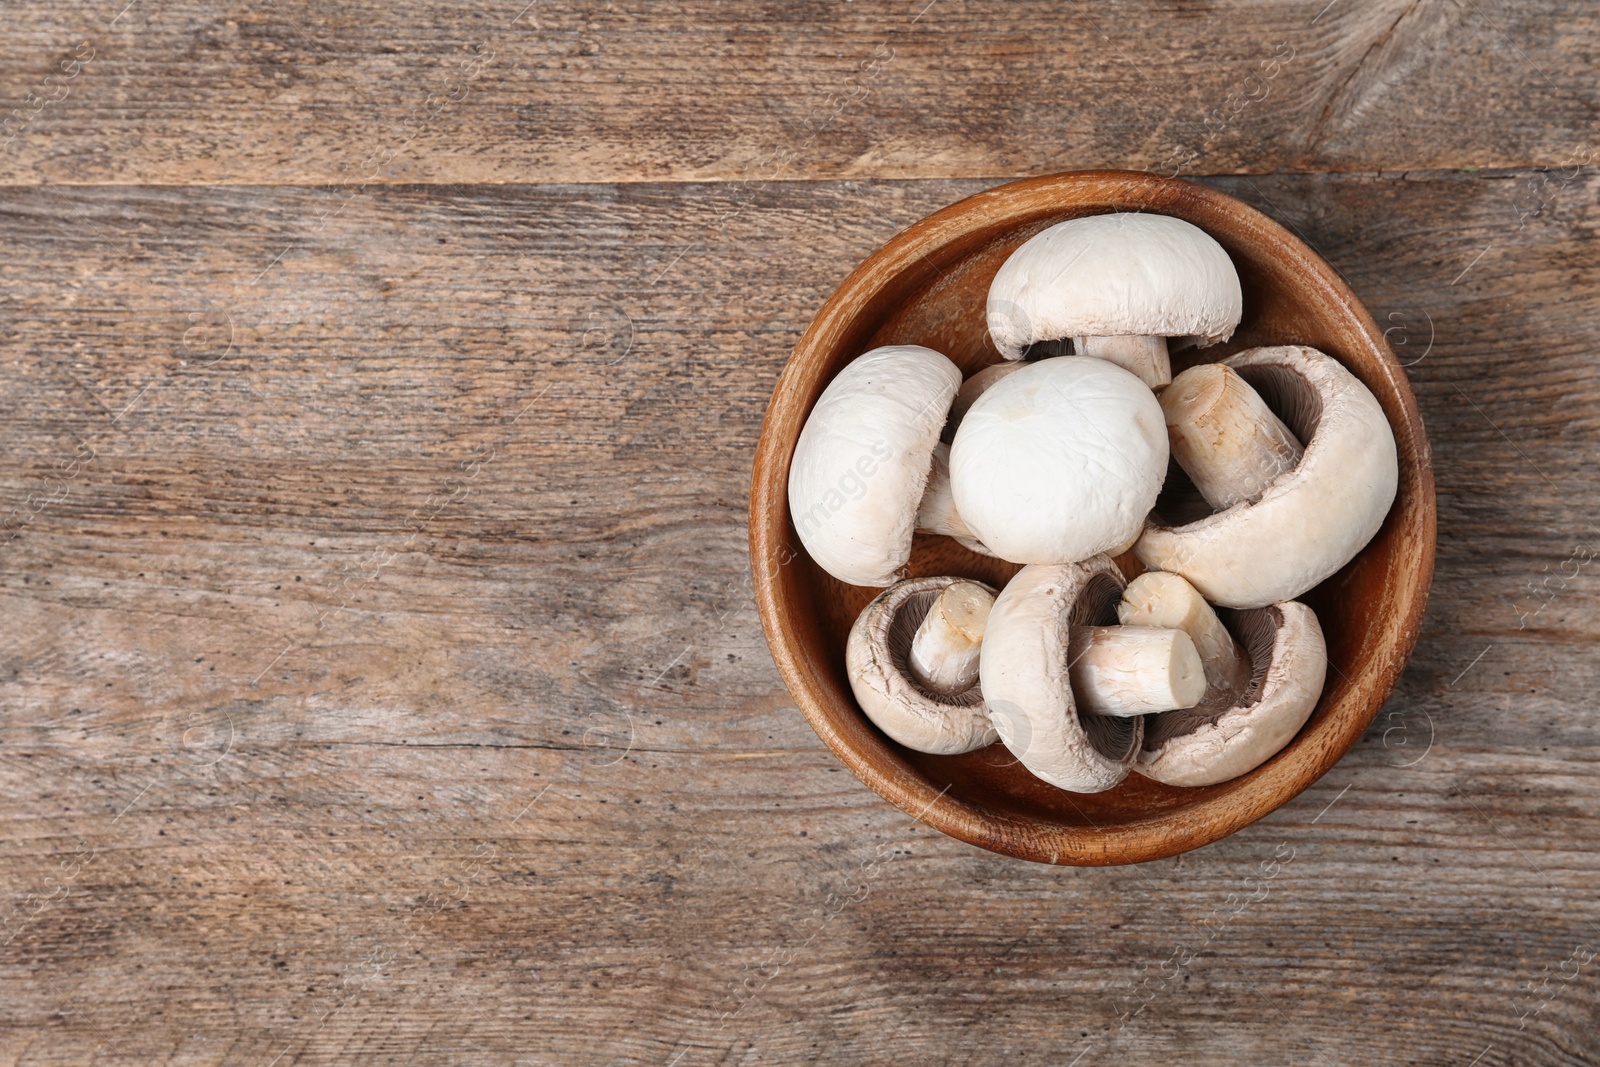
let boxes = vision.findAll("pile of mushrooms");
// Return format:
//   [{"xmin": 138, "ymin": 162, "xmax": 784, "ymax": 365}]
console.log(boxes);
[{"xmin": 789, "ymin": 212, "xmax": 1398, "ymax": 792}]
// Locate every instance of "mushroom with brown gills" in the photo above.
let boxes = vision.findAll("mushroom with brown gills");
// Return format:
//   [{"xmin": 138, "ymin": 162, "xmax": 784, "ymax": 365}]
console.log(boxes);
[
  {"xmin": 979, "ymin": 556, "xmax": 1207, "ymax": 793},
  {"xmin": 846, "ymin": 577, "xmax": 999, "ymax": 756},
  {"xmin": 1134, "ymin": 345, "xmax": 1399, "ymax": 609},
  {"xmin": 1137, "ymin": 601, "xmax": 1328, "ymax": 787}
]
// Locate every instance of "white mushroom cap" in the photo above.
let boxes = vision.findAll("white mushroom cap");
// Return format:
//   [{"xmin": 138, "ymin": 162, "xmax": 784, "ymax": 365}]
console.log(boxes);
[
  {"xmin": 846, "ymin": 576, "xmax": 999, "ymax": 755},
  {"xmin": 979, "ymin": 556, "xmax": 1143, "ymax": 793},
  {"xmin": 788, "ymin": 345, "xmax": 961, "ymax": 586},
  {"xmin": 949, "ymin": 356, "xmax": 1167, "ymax": 565},
  {"xmin": 986, "ymin": 213, "xmax": 1243, "ymax": 360},
  {"xmin": 1133, "ymin": 345, "xmax": 1400, "ymax": 609},
  {"xmin": 1136, "ymin": 600, "xmax": 1327, "ymax": 787}
]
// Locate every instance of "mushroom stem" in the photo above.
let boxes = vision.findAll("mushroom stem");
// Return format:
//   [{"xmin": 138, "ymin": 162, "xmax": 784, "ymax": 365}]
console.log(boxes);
[
  {"xmin": 1162, "ymin": 363, "xmax": 1304, "ymax": 510},
  {"xmin": 908, "ymin": 581, "xmax": 995, "ymax": 694},
  {"xmin": 1119, "ymin": 571, "xmax": 1252, "ymax": 701},
  {"xmin": 915, "ymin": 442, "xmax": 974, "ymax": 539},
  {"xmin": 1075, "ymin": 335, "xmax": 1172, "ymax": 389},
  {"xmin": 1068, "ymin": 625, "xmax": 1206, "ymax": 717}
]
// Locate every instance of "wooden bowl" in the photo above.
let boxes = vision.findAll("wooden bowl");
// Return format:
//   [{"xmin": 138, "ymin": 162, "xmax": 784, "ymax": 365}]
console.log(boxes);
[{"xmin": 750, "ymin": 171, "xmax": 1435, "ymax": 865}]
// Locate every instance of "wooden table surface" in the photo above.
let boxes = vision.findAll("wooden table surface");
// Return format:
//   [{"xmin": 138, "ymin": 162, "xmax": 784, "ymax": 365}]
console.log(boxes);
[{"xmin": 2, "ymin": 2, "xmax": 1597, "ymax": 1064}]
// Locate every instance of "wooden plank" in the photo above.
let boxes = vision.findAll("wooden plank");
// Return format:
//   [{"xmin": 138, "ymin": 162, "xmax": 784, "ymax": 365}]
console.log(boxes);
[
  {"xmin": 1, "ymin": 170, "xmax": 1599, "ymax": 1062},
  {"xmin": 0, "ymin": 1, "xmax": 1596, "ymax": 186},
  {"xmin": 0, "ymin": 746, "xmax": 1597, "ymax": 1064}
]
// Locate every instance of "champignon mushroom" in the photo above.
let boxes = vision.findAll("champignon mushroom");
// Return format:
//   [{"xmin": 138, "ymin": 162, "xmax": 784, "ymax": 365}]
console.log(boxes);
[
  {"xmin": 846, "ymin": 576, "xmax": 999, "ymax": 755},
  {"xmin": 1136, "ymin": 600, "xmax": 1327, "ymax": 787},
  {"xmin": 979, "ymin": 556, "xmax": 1205, "ymax": 793},
  {"xmin": 1134, "ymin": 345, "xmax": 1399, "ymax": 609},
  {"xmin": 788, "ymin": 344, "xmax": 973, "ymax": 586},
  {"xmin": 949, "ymin": 356, "xmax": 1167, "ymax": 565},
  {"xmin": 986, "ymin": 213, "xmax": 1243, "ymax": 388},
  {"xmin": 1118, "ymin": 570, "xmax": 1252, "ymax": 701}
]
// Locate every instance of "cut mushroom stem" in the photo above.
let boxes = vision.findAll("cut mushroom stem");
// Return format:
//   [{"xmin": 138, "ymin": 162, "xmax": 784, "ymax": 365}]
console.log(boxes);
[
  {"xmin": 1074, "ymin": 335, "xmax": 1172, "ymax": 389},
  {"xmin": 1162, "ymin": 363, "xmax": 1304, "ymax": 510},
  {"xmin": 1068, "ymin": 625, "xmax": 1206, "ymax": 717},
  {"xmin": 1119, "ymin": 571, "xmax": 1252, "ymax": 700},
  {"xmin": 914, "ymin": 442, "xmax": 975, "ymax": 539},
  {"xmin": 909, "ymin": 581, "xmax": 995, "ymax": 694}
]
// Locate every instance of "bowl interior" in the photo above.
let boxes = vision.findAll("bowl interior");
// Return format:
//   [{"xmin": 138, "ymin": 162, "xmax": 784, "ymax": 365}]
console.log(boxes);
[{"xmin": 751, "ymin": 172, "xmax": 1435, "ymax": 865}]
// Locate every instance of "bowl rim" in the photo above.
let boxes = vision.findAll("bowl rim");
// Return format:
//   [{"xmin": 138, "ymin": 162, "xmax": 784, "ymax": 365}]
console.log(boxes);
[{"xmin": 749, "ymin": 169, "xmax": 1437, "ymax": 865}]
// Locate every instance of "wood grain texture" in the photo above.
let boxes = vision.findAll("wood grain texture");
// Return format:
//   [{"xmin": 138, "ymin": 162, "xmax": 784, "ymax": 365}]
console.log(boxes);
[
  {"xmin": 1, "ymin": 171, "xmax": 1599, "ymax": 1063},
  {"xmin": 0, "ymin": 0, "xmax": 1597, "ymax": 186}
]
